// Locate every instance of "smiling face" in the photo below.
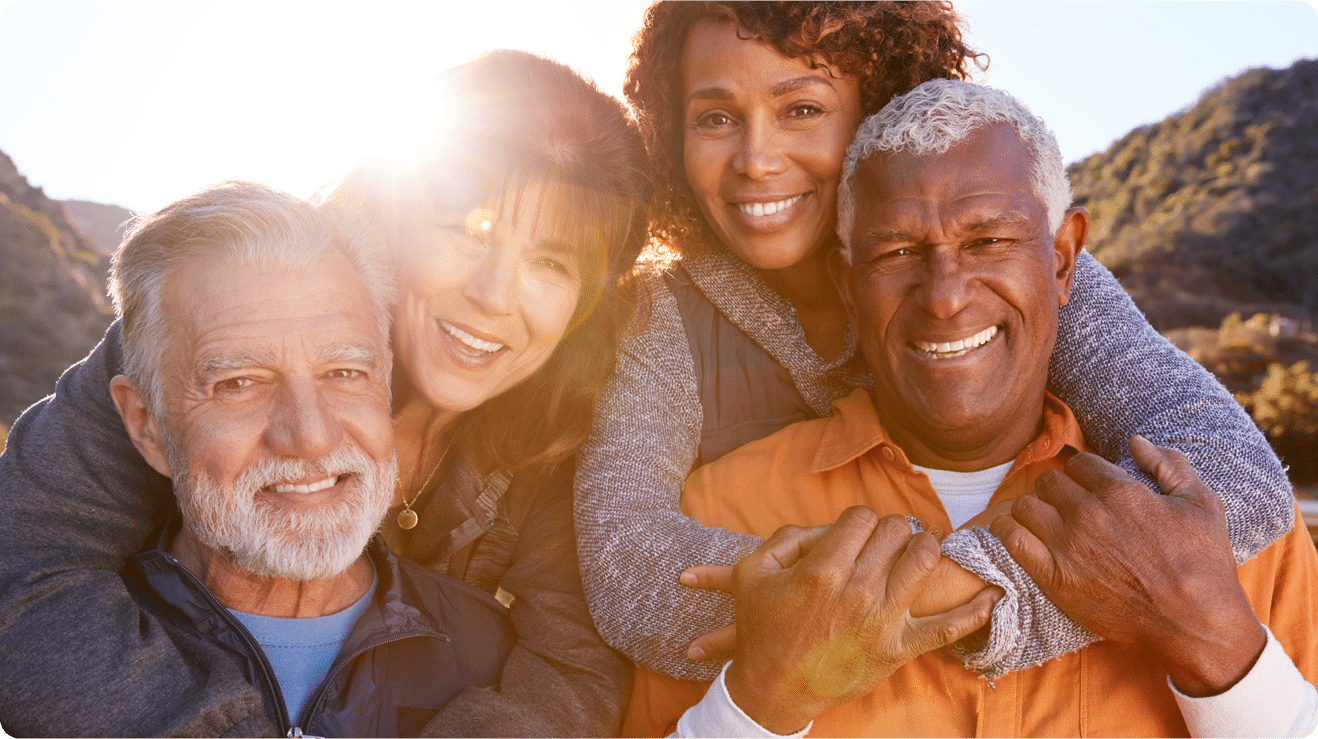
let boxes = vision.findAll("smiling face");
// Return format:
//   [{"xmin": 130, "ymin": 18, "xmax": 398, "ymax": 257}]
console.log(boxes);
[
  {"xmin": 681, "ymin": 19, "xmax": 862, "ymax": 271},
  {"xmin": 390, "ymin": 179, "xmax": 585, "ymax": 416},
  {"xmin": 117, "ymin": 252, "xmax": 398, "ymax": 579},
  {"xmin": 836, "ymin": 124, "xmax": 1087, "ymax": 469}
]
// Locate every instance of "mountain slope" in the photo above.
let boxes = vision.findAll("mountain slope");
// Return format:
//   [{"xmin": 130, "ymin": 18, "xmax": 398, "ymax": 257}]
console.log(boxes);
[
  {"xmin": 0, "ymin": 150, "xmax": 114, "ymax": 425},
  {"xmin": 1069, "ymin": 57, "xmax": 1318, "ymax": 331}
]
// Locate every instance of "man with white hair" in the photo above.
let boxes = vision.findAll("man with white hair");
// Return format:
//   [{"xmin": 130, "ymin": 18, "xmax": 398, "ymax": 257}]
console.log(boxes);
[
  {"xmin": 624, "ymin": 80, "xmax": 1318, "ymax": 737},
  {"xmin": 107, "ymin": 181, "xmax": 513, "ymax": 737}
]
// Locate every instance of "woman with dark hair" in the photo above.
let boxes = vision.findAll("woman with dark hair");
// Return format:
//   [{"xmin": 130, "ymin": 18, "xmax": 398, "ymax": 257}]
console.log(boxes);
[
  {"xmin": 0, "ymin": 50, "xmax": 648, "ymax": 737},
  {"xmin": 573, "ymin": 0, "xmax": 1293, "ymax": 708}
]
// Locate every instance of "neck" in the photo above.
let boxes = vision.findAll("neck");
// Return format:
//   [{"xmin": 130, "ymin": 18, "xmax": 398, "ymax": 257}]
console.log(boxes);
[
  {"xmin": 169, "ymin": 525, "xmax": 372, "ymax": 618},
  {"xmin": 873, "ymin": 390, "xmax": 1046, "ymax": 473},
  {"xmin": 757, "ymin": 242, "xmax": 848, "ymax": 360},
  {"xmin": 391, "ymin": 390, "xmax": 462, "ymax": 505}
]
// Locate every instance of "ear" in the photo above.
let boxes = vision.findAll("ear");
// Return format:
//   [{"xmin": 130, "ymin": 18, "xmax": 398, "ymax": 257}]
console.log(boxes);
[
  {"xmin": 109, "ymin": 375, "xmax": 174, "ymax": 479},
  {"xmin": 1053, "ymin": 207, "xmax": 1088, "ymax": 306},
  {"xmin": 827, "ymin": 246, "xmax": 859, "ymax": 328}
]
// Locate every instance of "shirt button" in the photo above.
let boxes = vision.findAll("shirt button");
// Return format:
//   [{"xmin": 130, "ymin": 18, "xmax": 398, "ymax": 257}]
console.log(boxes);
[{"xmin": 882, "ymin": 447, "xmax": 895, "ymax": 461}]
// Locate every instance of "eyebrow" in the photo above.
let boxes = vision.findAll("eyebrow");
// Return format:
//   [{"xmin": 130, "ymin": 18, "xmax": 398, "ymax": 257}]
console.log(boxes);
[
  {"xmin": 962, "ymin": 212, "xmax": 1033, "ymax": 231},
  {"xmin": 320, "ymin": 343, "xmax": 380, "ymax": 369},
  {"xmin": 194, "ymin": 352, "xmax": 274, "ymax": 382},
  {"xmin": 194, "ymin": 344, "xmax": 379, "ymax": 381},
  {"xmin": 860, "ymin": 228, "xmax": 922, "ymax": 247},
  {"xmin": 687, "ymin": 73, "xmax": 835, "ymax": 104}
]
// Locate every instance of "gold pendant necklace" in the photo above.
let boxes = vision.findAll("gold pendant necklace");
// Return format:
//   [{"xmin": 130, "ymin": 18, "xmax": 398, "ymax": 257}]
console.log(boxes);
[{"xmin": 397, "ymin": 434, "xmax": 455, "ymax": 530}]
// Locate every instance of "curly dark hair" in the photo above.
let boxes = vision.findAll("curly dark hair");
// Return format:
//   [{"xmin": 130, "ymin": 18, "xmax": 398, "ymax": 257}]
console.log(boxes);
[
  {"xmin": 327, "ymin": 50, "xmax": 651, "ymax": 477},
  {"xmin": 625, "ymin": 1, "xmax": 987, "ymax": 250}
]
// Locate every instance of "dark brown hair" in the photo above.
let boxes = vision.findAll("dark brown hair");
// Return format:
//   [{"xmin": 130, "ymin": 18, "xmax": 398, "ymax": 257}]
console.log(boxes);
[
  {"xmin": 625, "ymin": 1, "xmax": 987, "ymax": 250},
  {"xmin": 327, "ymin": 49, "xmax": 651, "ymax": 476}
]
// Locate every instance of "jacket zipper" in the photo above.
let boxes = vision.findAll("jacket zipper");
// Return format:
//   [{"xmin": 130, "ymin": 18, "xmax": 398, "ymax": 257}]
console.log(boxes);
[
  {"xmin": 293, "ymin": 631, "xmax": 452, "ymax": 732},
  {"xmin": 160, "ymin": 553, "xmax": 295, "ymax": 734}
]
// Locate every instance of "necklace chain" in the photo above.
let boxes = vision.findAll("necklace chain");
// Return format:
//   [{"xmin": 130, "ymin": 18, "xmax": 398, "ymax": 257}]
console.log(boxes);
[{"xmin": 396, "ymin": 434, "xmax": 456, "ymax": 531}]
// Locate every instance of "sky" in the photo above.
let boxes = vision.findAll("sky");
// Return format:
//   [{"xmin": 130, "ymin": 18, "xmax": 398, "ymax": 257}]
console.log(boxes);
[{"xmin": 0, "ymin": 0, "xmax": 1314, "ymax": 215}]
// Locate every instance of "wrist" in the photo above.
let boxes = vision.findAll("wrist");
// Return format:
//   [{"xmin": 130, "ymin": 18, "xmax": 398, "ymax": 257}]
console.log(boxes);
[
  {"xmin": 725, "ymin": 659, "xmax": 816, "ymax": 736},
  {"xmin": 1160, "ymin": 614, "xmax": 1266, "ymax": 698}
]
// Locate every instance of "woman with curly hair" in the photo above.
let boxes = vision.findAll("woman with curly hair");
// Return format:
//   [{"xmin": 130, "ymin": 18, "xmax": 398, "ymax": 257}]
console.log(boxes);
[{"xmin": 573, "ymin": 2, "xmax": 1294, "ymax": 732}]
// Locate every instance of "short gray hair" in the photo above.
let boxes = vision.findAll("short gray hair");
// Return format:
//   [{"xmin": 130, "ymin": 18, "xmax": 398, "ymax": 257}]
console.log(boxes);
[
  {"xmin": 108, "ymin": 181, "xmax": 395, "ymax": 417},
  {"xmin": 837, "ymin": 79, "xmax": 1071, "ymax": 252}
]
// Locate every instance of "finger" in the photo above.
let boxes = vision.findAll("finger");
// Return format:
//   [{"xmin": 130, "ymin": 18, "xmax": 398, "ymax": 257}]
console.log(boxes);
[
  {"xmin": 1056, "ymin": 451, "xmax": 1140, "ymax": 503},
  {"xmin": 680, "ymin": 564, "xmax": 734, "ymax": 592},
  {"xmin": 878, "ymin": 530, "xmax": 942, "ymax": 608},
  {"xmin": 1008, "ymin": 492, "xmax": 1067, "ymax": 547},
  {"xmin": 747, "ymin": 523, "xmax": 832, "ymax": 576},
  {"xmin": 1034, "ymin": 462, "xmax": 1123, "ymax": 524},
  {"xmin": 905, "ymin": 585, "xmax": 1003, "ymax": 655},
  {"xmin": 796, "ymin": 506, "xmax": 884, "ymax": 573},
  {"xmin": 687, "ymin": 623, "xmax": 736, "ymax": 661},
  {"xmin": 1129, "ymin": 436, "xmax": 1221, "ymax": 513},
  {"xmin": 990, "ymin": 510, "xmax": 1060, "ymax": 588}
]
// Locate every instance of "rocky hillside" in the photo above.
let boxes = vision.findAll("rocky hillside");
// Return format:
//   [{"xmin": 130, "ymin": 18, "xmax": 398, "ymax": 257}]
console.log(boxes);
[
  {"xmin": 0, "ymin": 150, "xmax": 114, "ymax": 426},
  {"xmin": 1069, "ymin": 57, "xmax": 1318, "ymax": 331}
]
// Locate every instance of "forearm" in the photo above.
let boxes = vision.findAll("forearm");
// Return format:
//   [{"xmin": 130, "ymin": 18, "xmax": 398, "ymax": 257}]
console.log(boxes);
[
  {"xmin": 939, "ymin": 253, "xmax": 1293, "ymax": 679},
  {"xmin": 575, "ymin": 277, "xmax": 763, "ymax": 682},
  {"xmin": 1050, "ymin": 251, "xmax": 1292, "ymax": 563}
]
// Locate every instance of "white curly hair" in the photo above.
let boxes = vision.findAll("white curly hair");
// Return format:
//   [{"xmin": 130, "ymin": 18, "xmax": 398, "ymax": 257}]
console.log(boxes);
[{"xmin": 837, "ymin": 78, "xmax": 1071, "ymax": 253}]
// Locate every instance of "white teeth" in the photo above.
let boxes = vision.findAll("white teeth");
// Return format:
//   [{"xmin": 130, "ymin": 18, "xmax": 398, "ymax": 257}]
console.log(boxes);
[
  {"xmin": 737, "ymin": 195, "xmax": 804, "ymax": 217},
  {"xmin": 440, "ymin": 320, "xmax": 504, "ymax": 353},
  {"xmin": 914, "ymin": 326, "xmax": 998, "ymax": 357},
  {"xmin": 269, "ymin": 475, "xmax": 342, "ymax": 494}
]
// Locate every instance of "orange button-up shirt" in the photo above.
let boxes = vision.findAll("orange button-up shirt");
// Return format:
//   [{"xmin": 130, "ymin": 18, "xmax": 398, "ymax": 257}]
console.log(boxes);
[{"xmin": 623, "ymin": 388, "xmax": 1318, "ymax": 737}]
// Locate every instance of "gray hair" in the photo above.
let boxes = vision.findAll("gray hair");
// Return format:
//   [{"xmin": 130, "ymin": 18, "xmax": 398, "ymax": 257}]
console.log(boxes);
[
  {"xmin": 108, "ymin": 181, "xmax": 395, "ymax": 417},
  {"xmin": 837, "ymin": 79, "xmax": 1071, "ymax": 253}
]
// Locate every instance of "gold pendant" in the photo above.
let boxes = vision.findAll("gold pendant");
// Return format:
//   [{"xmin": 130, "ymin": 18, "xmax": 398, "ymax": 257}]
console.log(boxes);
[{"xmin": 397, "ymin": 508, "xmax": 419, "ymax": 530}]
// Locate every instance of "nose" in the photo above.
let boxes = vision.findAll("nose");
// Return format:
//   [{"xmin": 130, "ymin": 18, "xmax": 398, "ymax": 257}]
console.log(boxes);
[
  {"xmin": 462, "ymin": 242, "xmax": 518, "ymax": 316},
  {"xmin": 731, "ymin": 118, "xmax": 788, "ymax": 180},
  {"xmin": 265, "ymin": 380, "xmax": 343, "ymax": 460},
  {"xmin": 920, "ymin": 250, "xmax": 972, "ymax": 319}
]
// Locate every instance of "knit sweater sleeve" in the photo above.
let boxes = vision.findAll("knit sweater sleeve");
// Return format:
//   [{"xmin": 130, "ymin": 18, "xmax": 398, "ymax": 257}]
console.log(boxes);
[
  {"xmin": 0, "ymin": 322, "xmax": 275, "ymax": 736},
  {"xmin": 941, "ymin": 250, "xmax": 1294, "ymax": 679},
  {"xmin": 574, "ymin": 273, "xmax": 761, "ymax": 682}
]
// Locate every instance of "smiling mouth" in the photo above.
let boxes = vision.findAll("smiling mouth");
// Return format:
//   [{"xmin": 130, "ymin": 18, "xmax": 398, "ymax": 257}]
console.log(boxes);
[
  {"xmin": 736, "ymin": 194, "xmax": 804, "ymax": 217},
  {"xmin": 440, "ymin": 320, "xmax": 505, "ymax": 354},
  {"xmin": 912, "ymin": 325, "xmax": 999, "ymax": 359},
  {"xmin": 265, "ymin": 474, "xmax": 348, "ymax": 495}
]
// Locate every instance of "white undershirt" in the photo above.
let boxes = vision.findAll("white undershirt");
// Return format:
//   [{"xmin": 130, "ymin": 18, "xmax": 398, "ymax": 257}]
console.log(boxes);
[{"xmin": 912, "ymin": 461, "xmax": 1012, "ymax": 529}]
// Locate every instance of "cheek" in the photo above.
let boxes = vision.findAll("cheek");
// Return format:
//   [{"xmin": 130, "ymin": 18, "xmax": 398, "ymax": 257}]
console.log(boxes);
[{"xmin": 522, "ymin": 279, "xmax": 581, "ymax": 348}]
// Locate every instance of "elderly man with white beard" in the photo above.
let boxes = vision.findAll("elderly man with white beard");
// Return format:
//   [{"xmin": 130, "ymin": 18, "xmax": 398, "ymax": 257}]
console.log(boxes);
[{"xmin": 105, "ymin": 181, "xmax": 514, "ymax": 737}]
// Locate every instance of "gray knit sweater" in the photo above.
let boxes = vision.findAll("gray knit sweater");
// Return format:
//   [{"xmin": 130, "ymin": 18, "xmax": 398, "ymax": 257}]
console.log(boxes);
[{"xmin": 574, "ymin": 246, "xmax": 1293, "ymax": 682}]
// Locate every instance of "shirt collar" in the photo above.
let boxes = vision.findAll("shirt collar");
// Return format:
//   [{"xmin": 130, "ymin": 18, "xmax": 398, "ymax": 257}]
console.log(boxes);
[{"xmin": 810, "ymin": 388, "xmax": 1087, "ymax": 474}]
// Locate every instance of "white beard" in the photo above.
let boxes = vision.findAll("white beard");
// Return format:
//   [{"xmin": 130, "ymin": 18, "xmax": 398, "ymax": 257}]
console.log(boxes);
[{"xmin": 169, "ymin": 444, "xmax": 398, "ymax": 581}]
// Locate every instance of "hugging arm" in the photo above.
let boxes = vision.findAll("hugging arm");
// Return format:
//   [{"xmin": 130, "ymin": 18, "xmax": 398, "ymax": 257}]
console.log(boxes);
[
  {"xmin": 0, "ymin": 322, "xmax": 273, "ymax": 736},
  {"xmin": 574, "ymin": 275, "xmax": 762, "ymax": 682},
  {"xmin": 941, "ymin": 251, "xmax": 1294, "ymax": 678}
]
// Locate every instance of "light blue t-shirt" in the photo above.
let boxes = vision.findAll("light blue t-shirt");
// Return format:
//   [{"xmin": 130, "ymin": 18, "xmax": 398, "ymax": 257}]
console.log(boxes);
[{"xmin": 231, "ymin": 568, "xmax": 378, "ymax": 725}]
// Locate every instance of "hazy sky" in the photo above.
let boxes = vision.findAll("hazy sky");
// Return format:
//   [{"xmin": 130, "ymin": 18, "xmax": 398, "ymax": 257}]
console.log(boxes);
[{"xmin": 0, "ymin": 0, "xmax": 1314, "ymax": 214}]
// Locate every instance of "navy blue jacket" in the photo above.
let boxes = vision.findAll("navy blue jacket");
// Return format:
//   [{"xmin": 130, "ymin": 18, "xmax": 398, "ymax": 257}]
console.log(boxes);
[{"xmin": 124, "ymin": 528, "xmax": 515, "ymax": 737}]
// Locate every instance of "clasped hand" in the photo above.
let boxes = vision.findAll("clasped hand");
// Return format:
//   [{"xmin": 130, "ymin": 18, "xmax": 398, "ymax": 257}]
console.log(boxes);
[{"xmin": 717, "ymin": 506, "xmax": 999, "ymax": 734}]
